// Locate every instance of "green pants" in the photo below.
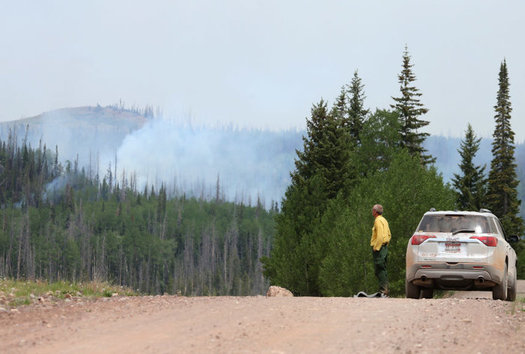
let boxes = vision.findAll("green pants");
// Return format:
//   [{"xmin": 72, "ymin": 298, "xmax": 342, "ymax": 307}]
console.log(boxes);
[{"xmin": 372, "ymin": 244, "xmax": 388, "ymax": 292}]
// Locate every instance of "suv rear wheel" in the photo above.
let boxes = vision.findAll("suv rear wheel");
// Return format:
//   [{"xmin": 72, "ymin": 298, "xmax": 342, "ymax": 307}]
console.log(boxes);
[
  {"xmin": 507, "ymin": 270, "xmax": 517, "ymax": 301},
  {"xmin": 406, "ymin": 280, "xmax": 420, "ymax": 299},
  {"xmin": 492, "ymin": 265, "xmax": 508, "ymax": 300},
  {"xmin": 421, "ymin": 288, "xmax": 433, "ymax": 299}
]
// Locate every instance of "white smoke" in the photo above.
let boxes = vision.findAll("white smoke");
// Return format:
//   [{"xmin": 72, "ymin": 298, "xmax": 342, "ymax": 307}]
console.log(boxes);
[
  {"xmin": 114, "ymin": 118, "xmax": 301, "ymax": 206},
  {"xmin": 0, "ymin": 108, "xmax": 302, "ymax": 208}
]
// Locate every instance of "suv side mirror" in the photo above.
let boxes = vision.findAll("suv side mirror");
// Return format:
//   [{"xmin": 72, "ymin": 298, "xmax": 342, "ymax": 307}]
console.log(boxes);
[{"xmin": 508, "ymin": 235, "xmax": 520, "ymax": 243}]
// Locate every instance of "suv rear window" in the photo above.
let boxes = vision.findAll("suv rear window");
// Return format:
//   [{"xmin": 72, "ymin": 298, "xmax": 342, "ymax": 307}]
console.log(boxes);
[{"xmin": 417, "ymin": 214, "xmax": 493, "ymax": 234}]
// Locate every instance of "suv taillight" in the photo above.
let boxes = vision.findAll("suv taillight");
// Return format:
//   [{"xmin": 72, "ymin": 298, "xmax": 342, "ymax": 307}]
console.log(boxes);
[
  {"xmin": 470, "ymin": 236, "xmax": 498, "ymax": 247},
  {"xmin": 411, "ymin": 235, "xmax": 436, "ymax": 245}
]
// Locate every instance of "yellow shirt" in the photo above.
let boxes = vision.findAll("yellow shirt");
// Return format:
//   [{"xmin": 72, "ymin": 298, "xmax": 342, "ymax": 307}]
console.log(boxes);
[{"xmin": 370, "ymin": 215, "xmax": 391, "ymax": 251}]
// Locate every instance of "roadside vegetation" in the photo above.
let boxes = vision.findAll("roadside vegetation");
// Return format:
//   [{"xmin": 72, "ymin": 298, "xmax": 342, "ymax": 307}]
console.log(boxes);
[{"xmin": 0, "ymin": 278, "xmax": 137, "ymax": 309}]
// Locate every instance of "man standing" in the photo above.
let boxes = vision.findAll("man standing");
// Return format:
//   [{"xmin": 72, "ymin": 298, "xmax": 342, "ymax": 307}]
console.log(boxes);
[{"xmin": 371, "ymin": 204, "xmax": 391, "ymax": 296}]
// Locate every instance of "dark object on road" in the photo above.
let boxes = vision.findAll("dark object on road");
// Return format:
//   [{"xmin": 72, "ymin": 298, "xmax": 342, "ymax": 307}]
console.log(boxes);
[{"xmin": 353, "ymin": 291, "xmax": 386, "ymax": 298}]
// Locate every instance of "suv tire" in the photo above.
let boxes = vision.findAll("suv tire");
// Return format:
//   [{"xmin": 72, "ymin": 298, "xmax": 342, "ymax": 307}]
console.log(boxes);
[
  {"xmin": 421, "ymin": 288, "xmax": 433, "ymax": 299},
  {"xmin": 406, "ymin": 280, "xmax": 420, "ymax": 299},
  {"xmin": 507, "ymin": 271, "xmax": 517, "ymax": 302},
  {"xmin": 492, "ymin": 265, "xmax": 508, "ymax": 300}
]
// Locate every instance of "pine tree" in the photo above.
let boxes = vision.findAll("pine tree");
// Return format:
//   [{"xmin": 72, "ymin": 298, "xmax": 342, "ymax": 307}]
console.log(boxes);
[
  {"xmin": 451, "ymin": 124, "xmax": 487, "ymax": 210},
  {"xmin": 294, "ymin": 99, "xmax": 354, "ymax": 198},
  {"xmin": 264, "ymin": 99, "xmax": 355, "ymax": 295},
  {"xmin": 487, "ymin": 60, "xmax": 524, "ymax": 236},
  {"xmin": 293, "ymin": 100, "xmax": 331, "ymax": 184},
  {"xmin": 391, "ymin": 46, "xmax": 435, "ymax": 165},
  {"xmin": 331, "ymin": 88, "xmax": 347, "ymax": 123},
  {"xmin": 346, "ymin": 70, "xmax": 369, "ymax": 145}
]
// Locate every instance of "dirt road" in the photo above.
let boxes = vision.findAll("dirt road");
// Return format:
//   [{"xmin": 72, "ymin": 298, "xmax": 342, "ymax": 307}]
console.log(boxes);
[{"xmin": 1, "ymin": 287, "xmax": 525, "ymax": 353}]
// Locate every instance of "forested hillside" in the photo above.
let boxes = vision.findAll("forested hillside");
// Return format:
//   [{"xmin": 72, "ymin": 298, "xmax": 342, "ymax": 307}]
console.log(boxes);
[{"xmin": 0, "ymin": 134, "xmax": 275, "ymax": 295}]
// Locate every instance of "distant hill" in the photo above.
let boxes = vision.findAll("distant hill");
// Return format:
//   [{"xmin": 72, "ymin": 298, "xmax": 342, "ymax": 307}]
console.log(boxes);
[{"xmin": 0, "ymin": 105, "xmax": 148, "ymax": 168}]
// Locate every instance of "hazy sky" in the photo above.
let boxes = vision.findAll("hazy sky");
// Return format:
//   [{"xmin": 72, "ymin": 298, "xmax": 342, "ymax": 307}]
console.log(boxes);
[{"xmin": 1, "ymin": 1, "xmax": 524, "ymax": 140}]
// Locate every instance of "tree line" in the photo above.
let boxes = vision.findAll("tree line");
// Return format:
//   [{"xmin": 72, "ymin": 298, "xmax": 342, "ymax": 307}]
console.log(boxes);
[
  {"xmin": 263, "ymin": 48, "xmax": 525, "ymax": 296},
  {"xmin": 0, "ymin": 132, "xmax": 276, "ymax": 295}
]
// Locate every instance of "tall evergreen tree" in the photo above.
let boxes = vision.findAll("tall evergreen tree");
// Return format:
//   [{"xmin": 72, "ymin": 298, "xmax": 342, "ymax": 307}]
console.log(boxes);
[
  {"xmin": 452, "ymin": 124, "xmax": 487, "ymax": 210},
  {"xmin": 294, "ymin": 99, "xmax": 354, "ymax": 199},
  {"xmin": 346, "ymin": 70, "xmax": 369, "ymax": 145},
  {"xmin": 293, "ymin": 100, "xmax": 332, "ymax": 184},
  {"xmin": 487, "ymin": 60, "xmax": 524, "ymax": 236},
  {"xmin": 391, "ymin": 46, "xmax": 435, "ymax": 165},
  {"xmin": 264, "ymin": 99, "xmax": 355, "ymax": 295},
  {"xmin": 331, "ymin": 88, "xmax": 347, "ymax": 123}
]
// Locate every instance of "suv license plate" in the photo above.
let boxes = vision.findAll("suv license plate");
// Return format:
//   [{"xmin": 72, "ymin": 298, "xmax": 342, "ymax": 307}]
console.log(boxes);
[{"xmin": 443, "ymin": 242, "xmax": 461, "ymax": 253}]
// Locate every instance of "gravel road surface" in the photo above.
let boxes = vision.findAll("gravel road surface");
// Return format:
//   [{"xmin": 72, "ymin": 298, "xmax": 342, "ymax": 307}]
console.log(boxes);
[{"xmin": 1, "ymin": 283, "xmax": 525, "ymax": 353}]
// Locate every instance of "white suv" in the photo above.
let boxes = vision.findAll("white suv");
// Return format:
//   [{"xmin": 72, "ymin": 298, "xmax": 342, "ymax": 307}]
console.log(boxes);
[{"xmin": 406, "ymin": 209, "xmax": 518, "ymax": 301}]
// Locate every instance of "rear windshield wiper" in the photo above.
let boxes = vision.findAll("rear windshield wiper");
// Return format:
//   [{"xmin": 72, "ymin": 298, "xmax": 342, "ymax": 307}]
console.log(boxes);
[{"xmin": 452, "ymin": 229, "xmax": 476, "ymax": 235}]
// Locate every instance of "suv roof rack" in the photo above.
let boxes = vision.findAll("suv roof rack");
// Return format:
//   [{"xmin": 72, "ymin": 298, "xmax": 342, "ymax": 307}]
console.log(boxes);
[
  {"xmin": 479, "ymin": 208, "xmax": 492, "ymax": 213},
  {"xmin": 429, "ymin": 208, "xmax": 436, "ymax": 212}
]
